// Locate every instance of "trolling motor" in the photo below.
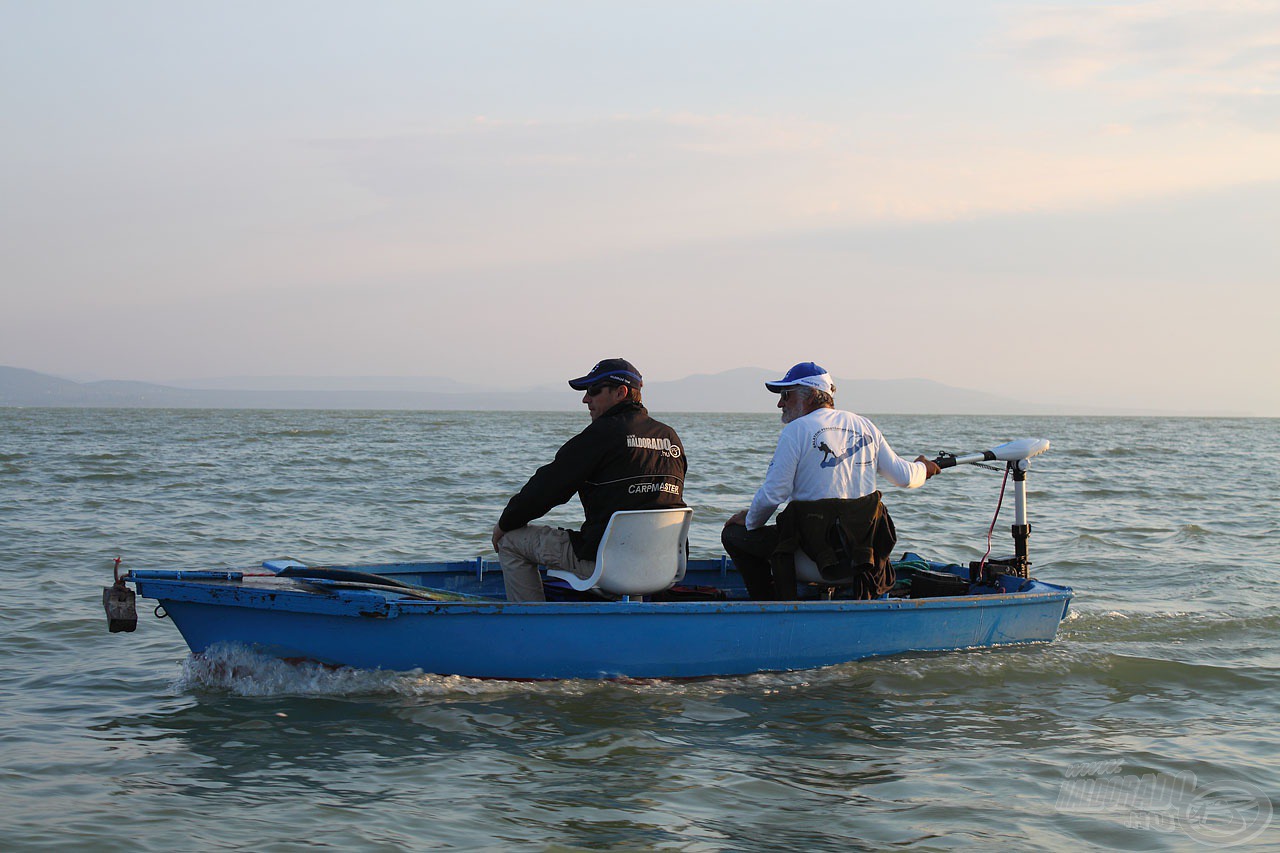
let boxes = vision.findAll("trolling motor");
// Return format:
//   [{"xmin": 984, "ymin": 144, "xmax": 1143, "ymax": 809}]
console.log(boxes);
[{"xmin": 933, "ymin": 438, "xmax": 1050, "ymax": 583}]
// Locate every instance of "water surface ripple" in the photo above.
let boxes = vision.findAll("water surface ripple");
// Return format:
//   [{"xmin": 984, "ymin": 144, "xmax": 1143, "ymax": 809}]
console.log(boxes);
[{"xmin": 1, "ymin": 409, "xmax": 1277, "ymax": 850}]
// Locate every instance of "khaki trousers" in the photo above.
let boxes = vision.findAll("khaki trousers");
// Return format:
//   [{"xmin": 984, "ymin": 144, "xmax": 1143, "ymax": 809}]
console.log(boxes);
[{"xmin": 498, "ymin": 525, "xmax": 595, "ymax": 603}]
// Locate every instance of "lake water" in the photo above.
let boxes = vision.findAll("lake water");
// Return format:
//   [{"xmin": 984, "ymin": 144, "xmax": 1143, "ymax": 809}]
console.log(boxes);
[{"xmin": 1, "ymin": 408, "xmax": 1276, "ymax": 850}]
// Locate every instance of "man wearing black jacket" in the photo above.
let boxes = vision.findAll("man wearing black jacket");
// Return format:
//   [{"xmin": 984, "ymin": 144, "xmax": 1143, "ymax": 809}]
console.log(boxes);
[{"xmin": 491, "ymin": 358, "xmax": 688, "ymax": 602}]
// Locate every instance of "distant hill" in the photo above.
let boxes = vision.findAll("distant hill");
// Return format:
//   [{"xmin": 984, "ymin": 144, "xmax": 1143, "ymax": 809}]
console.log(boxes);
[
  {"xmin": 171, "ymin": 374, "xmax": 484, "ymax": 393},
  {"xmin": 0, "ymin": 364, "xmax": 1079, "ymax": 414},
  {"xmin": 0, "ymin": 366, "xmax": 568, "ymax": 411},
  {"xmin": 651, "ymin": 368, "xmax": 1053, "ymax": 414}
]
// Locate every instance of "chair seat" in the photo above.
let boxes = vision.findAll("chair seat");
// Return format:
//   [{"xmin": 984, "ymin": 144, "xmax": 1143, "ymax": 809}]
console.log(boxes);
[
  {"xmin": 793, "ymin": 549, "xmax": 861, "ymax": 586},
  {"xmin": 793, "ymin": 549, "xmax": 825, "ymax": 584}
]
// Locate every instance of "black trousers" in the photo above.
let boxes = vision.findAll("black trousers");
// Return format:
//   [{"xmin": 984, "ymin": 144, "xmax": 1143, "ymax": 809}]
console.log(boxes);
[{"xmin": 721, "ymin": 523, "xmax": 796, "ymax": 600}]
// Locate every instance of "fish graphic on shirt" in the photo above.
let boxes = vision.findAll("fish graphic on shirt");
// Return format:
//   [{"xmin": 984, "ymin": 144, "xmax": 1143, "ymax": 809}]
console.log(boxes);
[{"xmin": 817, "ymin": 433, "xmax": 871, "ymax": 468}]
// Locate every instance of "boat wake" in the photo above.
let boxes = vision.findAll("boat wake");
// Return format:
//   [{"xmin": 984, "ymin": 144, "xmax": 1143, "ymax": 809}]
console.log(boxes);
[
  {"xmin": 174, "ymin": 642, "xmax": 850, "ymax": 698},
  {"xmin": 173, "ymin": 641, "xmax": 1090, "ymax": 700},
  {"xmin": 177, "ymin": 643, "xmax": 610, "ymax": 697},
  {"xmin": 176, "ymin": 644, "xmax": 420, "ymax": 697},
  {"xmin": 1060, "ymin": 605, "xmax": 1280, "ymax": 644}
]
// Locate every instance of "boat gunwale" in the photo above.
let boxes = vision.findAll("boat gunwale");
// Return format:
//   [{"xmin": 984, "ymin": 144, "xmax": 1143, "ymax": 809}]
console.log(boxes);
[{"xmin": 125, "ymin": 572, "xmax": 1074, "ymax": 616}]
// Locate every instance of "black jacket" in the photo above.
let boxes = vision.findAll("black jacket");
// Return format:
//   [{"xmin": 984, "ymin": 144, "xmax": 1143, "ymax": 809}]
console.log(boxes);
[
  {"xmin": 770, "ymin": 492, "xmax": 898, "ymax": 600},
  {"xmin": 498, "ymin": 401, "xmax": 687, "ymax": 560}
]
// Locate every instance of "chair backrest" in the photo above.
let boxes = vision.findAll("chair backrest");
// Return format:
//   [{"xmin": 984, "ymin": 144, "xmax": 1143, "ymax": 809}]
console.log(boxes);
[
  {"xmin": 544, "ymin": 508, "xmax": 692, "ymax": 597},
  {"xmin": 595, "ymin": 507, "xmax": 692, "ymax": 596}
]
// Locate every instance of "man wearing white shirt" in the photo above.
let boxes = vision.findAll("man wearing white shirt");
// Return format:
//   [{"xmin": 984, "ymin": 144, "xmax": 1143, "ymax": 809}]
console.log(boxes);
[{"xmin": 722, "ymin": 362, "xmax": 940, "ymax": 600}]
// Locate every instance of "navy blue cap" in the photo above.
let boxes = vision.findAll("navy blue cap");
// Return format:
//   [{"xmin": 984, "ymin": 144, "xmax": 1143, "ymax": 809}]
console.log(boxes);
[{"xmin": 568, "ymin": 358, "xmax": 643, "ymax": 390}]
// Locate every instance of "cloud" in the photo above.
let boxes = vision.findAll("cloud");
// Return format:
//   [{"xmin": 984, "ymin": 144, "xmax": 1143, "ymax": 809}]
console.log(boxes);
[
  {"xmin": 297, "ymin": 101, "xmax": 1280, "ymax": 281},
  {"xmin": 1003, "ymin": 1, "xmax": 1280, "ymax": 128},
  {"xmin": 291, "ymin": 113, "xmax": 856, "ymax": 275}
]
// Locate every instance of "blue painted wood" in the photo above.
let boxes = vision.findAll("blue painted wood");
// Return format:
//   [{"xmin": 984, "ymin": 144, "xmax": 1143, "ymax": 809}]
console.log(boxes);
[{"xmin": 127, "ymin": 558, "xmax": 1073, "ymax": 679}]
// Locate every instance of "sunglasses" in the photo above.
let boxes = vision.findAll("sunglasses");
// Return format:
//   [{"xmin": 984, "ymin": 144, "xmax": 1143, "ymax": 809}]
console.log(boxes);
[{"xmin": 586, "ymin": 382, "xmax": 621, "ymax": 397}]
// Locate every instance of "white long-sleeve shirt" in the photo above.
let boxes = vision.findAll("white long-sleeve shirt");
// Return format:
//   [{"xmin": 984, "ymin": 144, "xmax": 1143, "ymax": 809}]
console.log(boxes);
[{"xmin": 745, "ymin": 408, "xmax": 927, "ymax": 530}]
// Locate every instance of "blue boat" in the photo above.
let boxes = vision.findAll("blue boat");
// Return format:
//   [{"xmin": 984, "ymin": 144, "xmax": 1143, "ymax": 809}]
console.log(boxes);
[{"xmin": 104, "ymin": 439, "xmax": 1073, "ymax": 680}]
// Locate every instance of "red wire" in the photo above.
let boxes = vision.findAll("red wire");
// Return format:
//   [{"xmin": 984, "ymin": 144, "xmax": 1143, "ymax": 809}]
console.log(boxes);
[{"xmin": 979, "ymin": 466, "xmax": 1010, "ymax": 575}]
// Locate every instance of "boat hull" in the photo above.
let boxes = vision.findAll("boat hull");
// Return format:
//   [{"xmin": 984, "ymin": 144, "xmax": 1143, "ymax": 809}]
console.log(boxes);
[{"xmin": 132, "ymin": 561, "xmax": 1073, "ymax": 679}]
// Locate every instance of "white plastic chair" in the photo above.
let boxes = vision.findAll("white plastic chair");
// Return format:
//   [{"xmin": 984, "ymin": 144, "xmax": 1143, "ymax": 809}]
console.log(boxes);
[
  {"xmin": 794, "ymin": 549, "xmax": 887, "ymax": 599},
  {"xmin": 546, "ymin": 508, "xmax": 693, "ymax": 600},
  {"xmin": 793, "ymin": 549, "xmax": 825, "ymax": 584},
  {"xmin": 794, "ymin": 549, "xmax": 862, "ymax": 599}
]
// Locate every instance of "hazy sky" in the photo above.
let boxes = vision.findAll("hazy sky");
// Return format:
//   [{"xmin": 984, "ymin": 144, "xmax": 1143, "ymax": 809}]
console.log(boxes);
[{"xmin": 3, "ymin": 1, "xmax": 1278, "ymax": 414}]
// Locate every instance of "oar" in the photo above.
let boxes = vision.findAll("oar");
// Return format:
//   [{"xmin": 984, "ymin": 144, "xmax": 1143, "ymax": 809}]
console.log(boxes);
[
  {"xmin": 933, "ymin": 437, "xmax": 1050, "ymax": 470},
  {"xmin": 277, "ymin": 566, "xmax": 489, "ymax": 602},
  {"xmin": 294, "ymin": 577, "xmax": 487, "ymax": 602}
]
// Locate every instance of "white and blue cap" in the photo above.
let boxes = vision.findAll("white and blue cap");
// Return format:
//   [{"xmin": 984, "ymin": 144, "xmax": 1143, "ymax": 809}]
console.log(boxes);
[
  {"xmin": 765, "ymin": 361, "xmax": 835, "ymax": 394},
  {"xmin": 568, "ymin": 358, "xmax": 643, "ymax": 391}
]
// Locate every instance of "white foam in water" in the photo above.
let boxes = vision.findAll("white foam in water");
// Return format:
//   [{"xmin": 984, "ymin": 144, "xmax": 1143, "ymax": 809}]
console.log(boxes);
[
  {"xmin": 175, "ymin": 643, "xmax": 549, "ymax": 698},
  {"xmin": 173, "ymin": 639, "xmax": 1108, "ymax": 699},
  {"xmin": 176, "ymin": 643, "xmax": 417, "ymax": 696},
  {"xmin": 174, "ymin": 643, "xmax": 657, "ymax": 698},
  {"xmin": 174, "ymin": 642, "xmax": 833, "ymax": 698}
]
